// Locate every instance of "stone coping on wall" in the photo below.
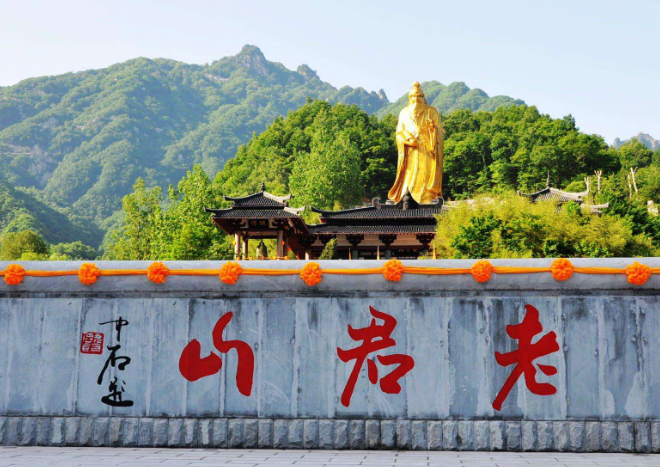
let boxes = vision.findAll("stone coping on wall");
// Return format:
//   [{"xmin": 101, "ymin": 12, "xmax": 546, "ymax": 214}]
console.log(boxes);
[
  {"xmin": 2, "ymin": 258, "xmax": 660, "ymax": 295},
  {"xmin": 0, "ymin": 416, "xmax": 658, "ymax": 453}
]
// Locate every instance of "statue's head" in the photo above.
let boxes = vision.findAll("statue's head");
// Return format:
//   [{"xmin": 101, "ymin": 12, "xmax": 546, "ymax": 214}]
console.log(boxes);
[{"xmin": 408, "ymin": 82, "xmax": 427, "ymax": 106}]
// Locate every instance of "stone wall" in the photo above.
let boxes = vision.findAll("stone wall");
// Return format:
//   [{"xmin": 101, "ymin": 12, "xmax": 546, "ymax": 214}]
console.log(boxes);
[
  {"xmin": 1, "ymin": 417, "xmax": 658, "ymax": 452},
  {"xmin": 0, "ymin": 258, "xmax": 659, "ymax": 452}
]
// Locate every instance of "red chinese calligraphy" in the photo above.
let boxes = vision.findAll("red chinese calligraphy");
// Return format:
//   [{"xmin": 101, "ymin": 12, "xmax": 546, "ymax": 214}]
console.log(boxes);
[
  {"xmin": 492, "ymin": 304, "xmax": 559, "ymax": 411},
  {"xmin": 337, "ymin": 306, "xmax": 415, "ymax": 407},
  {"xmin": 80, "ymin": 332, "xmax": 104, "ymax": 355},
  {"xmin": 179, "ymin": 312, "xmax": 254, "ymax": 396}
]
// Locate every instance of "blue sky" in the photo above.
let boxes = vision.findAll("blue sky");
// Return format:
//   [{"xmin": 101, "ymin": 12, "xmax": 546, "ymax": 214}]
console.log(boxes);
[{"xmin": 1, "ymin": 0, "xmax": 658, "ymax": 143}]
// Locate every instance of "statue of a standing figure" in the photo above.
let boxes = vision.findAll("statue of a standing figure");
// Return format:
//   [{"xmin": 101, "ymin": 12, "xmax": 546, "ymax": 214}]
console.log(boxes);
[{"xmin": 388, "ymin": 82, "xmax": 444, "ymax": 205}]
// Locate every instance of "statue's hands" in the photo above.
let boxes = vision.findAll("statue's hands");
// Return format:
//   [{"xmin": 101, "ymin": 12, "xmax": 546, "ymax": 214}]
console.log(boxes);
[{"xmin": 406, "ymin": 137, "xmax": 418, "ymax": 148}]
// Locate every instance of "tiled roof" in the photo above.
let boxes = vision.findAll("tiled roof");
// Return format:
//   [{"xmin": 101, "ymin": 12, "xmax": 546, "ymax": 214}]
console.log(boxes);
[
  {"xmin": 311, "ymin": 203, "xmax": 443, "ymax": 220},
  {"xmin": 524, "ymin": 187, "xmax": 586, "ymax": 203},
  {"xmin": 207, "ymin": 208, "xmax": 300, "ymax": 219},
  {"xmin": 584, "ymin": 203, "xmax": 609, "ymax": 214},
  {"xmin": 224, "ymin": 191, "xmax": 292, "ymax": 207},
  {"xmin": 308, "ymin": 224, "xmax": 437, "ymax": 234}
]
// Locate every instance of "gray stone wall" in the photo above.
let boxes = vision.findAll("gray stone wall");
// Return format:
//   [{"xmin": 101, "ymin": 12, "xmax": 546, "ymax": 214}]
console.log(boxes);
[
  {"xmin": 0, "ymin": 416, "xmax": 658, "ymax": 452},
  {"xmin": 1, "ymin": 258, "xmax": 659, "ymax": 451}
]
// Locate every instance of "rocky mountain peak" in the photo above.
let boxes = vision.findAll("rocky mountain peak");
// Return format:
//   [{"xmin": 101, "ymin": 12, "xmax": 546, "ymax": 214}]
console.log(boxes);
[
  {"xmin": 613, "ymin": 132, "xmax": 660, "ymax": 151},
  {"xmin": 296, "ymin": 64, "xmax": 318, "ymax": 81},
  {"xmin": 235, "ymin": 45, "xmax": 269, "ymax": 77}
]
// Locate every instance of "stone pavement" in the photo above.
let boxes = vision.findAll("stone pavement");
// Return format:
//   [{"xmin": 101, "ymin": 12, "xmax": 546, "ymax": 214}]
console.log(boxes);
[{"xmin": 0, "ymin": 448, "xmax": 657, "ymax": 467}]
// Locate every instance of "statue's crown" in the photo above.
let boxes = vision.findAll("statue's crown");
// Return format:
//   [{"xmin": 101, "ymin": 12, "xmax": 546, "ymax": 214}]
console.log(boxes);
[{"xmin": 409, "ymin": 81, "xmax": 424, "ymax": 97}]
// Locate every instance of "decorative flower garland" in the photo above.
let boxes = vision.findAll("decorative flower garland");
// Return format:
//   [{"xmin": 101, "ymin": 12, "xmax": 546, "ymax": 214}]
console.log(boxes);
[
  {"xmin": 1, "ymin": 258, "xmax": 658, "ymax": 287},
  {"xmin": 147, "ymin": 261, "xmax": 170, "ymax": 284},
  {"xmin": 219, "ymin": 261, "xmax": 242, "ymax": 285},
  {"xmin": 551, "ymin": 258, "xmax": 574, "ymax": 282},
  {"xmin": 300, "ymin": 262, "xmax": 322, "ymax": 286},
  {"xmin": 470, "ymin": 260, "xmax": 493, "ymax": 283}
]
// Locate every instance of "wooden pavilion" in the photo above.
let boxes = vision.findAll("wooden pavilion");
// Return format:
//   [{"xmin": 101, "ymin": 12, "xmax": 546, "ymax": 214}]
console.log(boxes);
[{"xmin": 206, "ymin": 184, "xmax": 442, "ymax": 260}]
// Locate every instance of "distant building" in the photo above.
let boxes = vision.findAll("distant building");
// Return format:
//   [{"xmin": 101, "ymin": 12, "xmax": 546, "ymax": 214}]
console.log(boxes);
[{"xmin": 521, "ymin": 184, "xmax": 609, "ymax": 214}]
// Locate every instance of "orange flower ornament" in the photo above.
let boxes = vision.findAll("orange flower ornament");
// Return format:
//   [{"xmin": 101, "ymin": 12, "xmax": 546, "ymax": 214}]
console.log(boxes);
[
  {"xmin": 625, "ymin": 261, "xmax": 651, "ymax": 286},
  {"xmin": 382, "ymin": 259, "xmax": 403, "ymax": 282},
  {"xmin": 471, "ymin": 260, "xmax": 493, "ymax": 283},
  {"xmin": 3, "ymin": 264, "xmax": 25, "ymax": 286},
  {"xmin": 78, "ymin": 263, "xmax": 101, "ymax": 286},
  {"xmin": 219, "ymin": 261, "xmax": 242, "ymax": 285},
  {"xmin": 551, "ymin": 258, "xmax": 574, "ymax": 282},
  {"xmin": 300, "ymin": 262, "xmax": 322, "ymax": 286},
  {"xmin": 147, "ymin": 261, "xmax": 170, "ymax": 284}
]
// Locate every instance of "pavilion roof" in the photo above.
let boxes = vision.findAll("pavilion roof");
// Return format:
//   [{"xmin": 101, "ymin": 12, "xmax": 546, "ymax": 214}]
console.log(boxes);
[
  {"xmin": 206, "ymin": 185, "xmax": 307, "ymax": 236},
  {"xmin": 205, "ymin": 206, "xmax": 304, "ymax": 219},
  {"xmin": 522, "ymin": 186, "xmax": 588, "ymax": 203},
  {"xmin": 311, "ymin": 200, "xmax": 443, "ymax": 220},
  {"xmin": 308, "ymin": 224, "xmax": 437, "ymax": 235},
  {"xmin": 223, "ymin": 190, "xmax": 292, "ymax": 207}
]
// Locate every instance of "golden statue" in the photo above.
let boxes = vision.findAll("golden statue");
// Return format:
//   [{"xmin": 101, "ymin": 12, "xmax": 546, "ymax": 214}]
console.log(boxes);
[{"xmin": 388, "ymin": 82, "xmax": 444, "ymax": 205}]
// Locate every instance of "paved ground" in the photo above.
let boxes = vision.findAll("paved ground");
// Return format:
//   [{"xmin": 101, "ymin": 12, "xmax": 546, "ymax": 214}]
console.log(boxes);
[{"xmin": 0, "ymin": 447, "xmax": 657, "ymax": 467}]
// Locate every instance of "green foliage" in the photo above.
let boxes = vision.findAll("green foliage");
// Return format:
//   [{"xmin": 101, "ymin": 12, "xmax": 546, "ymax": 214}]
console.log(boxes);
[
  {"xmin": 290, "ymin": 133, "xmax": 363, "ymax": 209},
  {"xmin": 442, "ymin": 107, "xmax": 619, "ymax": 197},
  {"xmin": 215, "ymin": 100, "xmax": 398, "ymax": 205},
  {"xmin": 0, "ymin": 47, "xmax": 523, "ymax": 249},
  {"xmin": 616, "ymin": 140, "xmax": 654, "ymax": 168},
  {"xmin": 2, "ymin": 46, "xmax": 658, "ymax": 260},
  {"xmin": 0, "ymin": 230, "xmax": 49, "ymax": 260},
  {"xmin": 596, "ymin": 167, "xmax": 660, "ymax": 245},
  {"xmin": 150, "ymin": 165, "xmax": 231, "ymax": 260},
  {"xmin": 50, "ymin": 241, "xmax": 97, "ymax": 260},
  {"xmin": 450, "ymin": 214, "xmax": 501, "ymax": 258},
  {"xmin": 103, "ymin": 178, "xmax": 162, "ymax": 260},
  {"xmin": 0, "ymin": 181, "xmax": 101, "ymax": 246},
  {"xmin": 435, "ymin": 193, "xmax": 655, "ymax": 259},
  {"xmin": 0, "ymin": 46, "xmax": 394, "ymax": 226},
  {"xmin": 104, "ymin": 167, "xmax": 233, "ymax": 260},
  {"xmin": 319, "ymin": 238, "xmax": 339, "ymax": 260}
]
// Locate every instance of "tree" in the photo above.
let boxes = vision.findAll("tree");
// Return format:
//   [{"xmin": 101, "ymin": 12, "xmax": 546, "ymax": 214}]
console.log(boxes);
[
  {"xmin": 0, "ymin": 230, "xmax": 49, "ymax": 260},
  {"xmin": 103, "ymin": 179, "xmax": 162, "ymax": 260},
  {"xmin": 617, "ymin": 140, "xmax": 653, "ymax": 169},
  {"xmin": 50, "ymin": 242, "xmax": 97, "ymax": 260},
  {"xmin": 289, "ymin": 132, "xmax": 363, "ymax": 209},
  {"xmin": 214, "ymin": 100, "xmax": 397, "ymax": 205},
  {"xmin": 319, "ymin": 238, "xmax": 339, "ymax": 259},
  {"xmin": 151, "ymin": 165, "xmax": 231, "ymax": 260},
  {"xmin": 434, "ymin": 193, "xmax": 655, "ymax": 259}
]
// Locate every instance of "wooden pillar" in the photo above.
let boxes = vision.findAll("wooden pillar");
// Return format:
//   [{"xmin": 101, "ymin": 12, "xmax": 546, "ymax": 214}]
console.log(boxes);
[
  {"xmin": 379, "ymin": 234, "xmax": 397, "ymax": 261},
  {"xmin": 242, "ymin": 237, "xmax": 249, "ymax": 259},
  {"xmin": 283, "ymin": 236, "xmax": 289, "ymax": 258},
  {"xmin": 276, "ymin": 230, "xmax": 284, "ymax": 258},
  {"xmin": 234, "ymin": 233, "xmax": 241, "ymax": 259},
  {"xmin": 346, "ymin": 235, "xmax": 364, "ymax": 261}
]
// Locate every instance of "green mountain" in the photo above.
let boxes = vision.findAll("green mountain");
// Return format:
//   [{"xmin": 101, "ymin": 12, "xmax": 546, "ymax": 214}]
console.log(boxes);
[
  {"xmin": 0, "ymin": 45, "xmax": 524, "ymax": 247},
  {"xmin": 0, "ymin": 178, "xmax": 100, "ymax": 246},
  {"xmin": 376, "ymin": 80, "xmax": 524, "ymax": 117}
]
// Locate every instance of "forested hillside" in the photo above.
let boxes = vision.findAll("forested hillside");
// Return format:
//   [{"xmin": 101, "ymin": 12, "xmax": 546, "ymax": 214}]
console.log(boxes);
[
  {"xmin": 215, "ymin": 101, "xmax": 622, "ymax": 202},
  {"xmin": 6, "ymin": 44, "xmax": 658, "ymax": 260},
  {"xmin": 0, "ymin": 45, "xmax": 523, "ymax": 250},
  {"xmin": 376, "ymin": 80, "xmax": 523, "ymax": 118},
  {"xmin": 100, "ymin": 101, "xmax": 660, "ymax": 261}
]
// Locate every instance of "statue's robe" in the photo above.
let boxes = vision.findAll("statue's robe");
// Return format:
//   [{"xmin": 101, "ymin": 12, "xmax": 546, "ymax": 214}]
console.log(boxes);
[{"xmin": 388, "ymin": 103, "xmax": 444, "ymax": 204}]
